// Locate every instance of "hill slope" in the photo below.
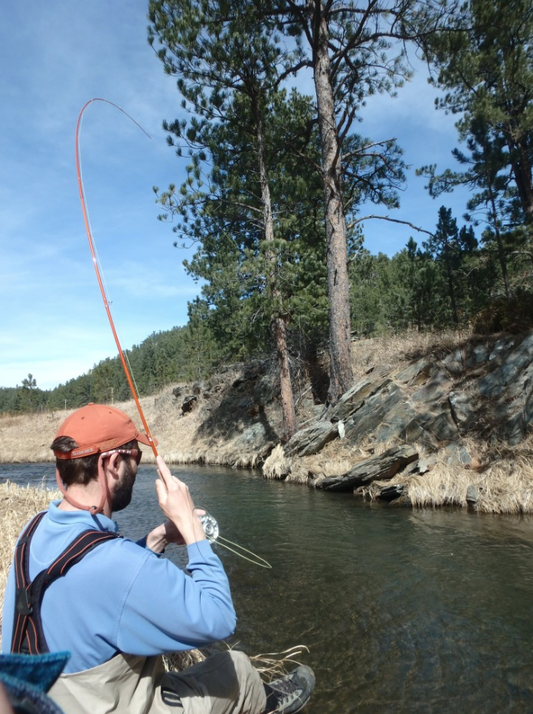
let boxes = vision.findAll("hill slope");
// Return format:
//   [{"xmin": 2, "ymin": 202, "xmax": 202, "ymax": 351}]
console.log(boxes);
[{"xmin": 2, "ymin": 330, "xmax": 533, "ymax": 513}]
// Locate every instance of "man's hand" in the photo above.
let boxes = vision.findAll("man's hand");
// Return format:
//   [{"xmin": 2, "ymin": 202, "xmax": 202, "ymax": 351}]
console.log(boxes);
[
  {"xmin": 145, "ymin": 520, "xmax": 185, "ymax": 552},
  {"xmin": 155, "ymin": 455, "xmax": 206, "ymax": 546}
]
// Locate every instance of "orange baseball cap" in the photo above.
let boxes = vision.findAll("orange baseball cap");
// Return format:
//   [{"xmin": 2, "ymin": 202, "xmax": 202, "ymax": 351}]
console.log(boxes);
[{"xmin": 53, "ymin": 403, "xmax": 155, "ymax": 459}]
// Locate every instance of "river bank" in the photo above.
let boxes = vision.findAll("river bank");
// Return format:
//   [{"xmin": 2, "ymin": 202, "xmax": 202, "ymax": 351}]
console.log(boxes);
[{"xmin": 2, "ymin": 329, "xmax": 533, "ymax": 513}]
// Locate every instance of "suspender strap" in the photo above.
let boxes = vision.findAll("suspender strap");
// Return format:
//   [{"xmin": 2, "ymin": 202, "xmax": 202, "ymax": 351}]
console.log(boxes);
[
  {"xmin": 12, "ymin": 512, "xmax": 46, "ymax": 654},
  {"xmin": 11, "ymin": 513, "xmax": 118, "ymax": 655}
]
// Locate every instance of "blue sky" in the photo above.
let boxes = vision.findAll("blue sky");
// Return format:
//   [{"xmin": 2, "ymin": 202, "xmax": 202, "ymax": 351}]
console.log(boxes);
[{"xmin": 0, "ymin": 1, "xmax": 470, "ymax": 391}]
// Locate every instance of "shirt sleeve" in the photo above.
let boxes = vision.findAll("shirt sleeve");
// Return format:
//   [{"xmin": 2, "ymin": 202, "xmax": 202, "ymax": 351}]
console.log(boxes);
[{"xmin": 115, "ymin": 539, "xmax": 236, "ymax": 655}]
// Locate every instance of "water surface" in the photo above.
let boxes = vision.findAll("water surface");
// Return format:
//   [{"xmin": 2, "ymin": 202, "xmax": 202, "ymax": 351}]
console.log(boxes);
[{"xmin": 2, "ymin": 462, "xmax": 533, "ymax": 713}]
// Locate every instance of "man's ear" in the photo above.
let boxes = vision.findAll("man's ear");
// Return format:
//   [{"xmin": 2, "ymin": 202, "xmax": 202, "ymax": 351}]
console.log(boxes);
[{"xmin": 105, "ymin": 452, "xmax": 122, "ymax": 479}]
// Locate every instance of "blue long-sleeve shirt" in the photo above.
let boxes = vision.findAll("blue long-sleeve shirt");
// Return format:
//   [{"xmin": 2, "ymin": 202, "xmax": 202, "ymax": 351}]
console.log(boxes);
[{"xmin": 2, "ymin": 501, "xmax": 236, "ymax": 673}]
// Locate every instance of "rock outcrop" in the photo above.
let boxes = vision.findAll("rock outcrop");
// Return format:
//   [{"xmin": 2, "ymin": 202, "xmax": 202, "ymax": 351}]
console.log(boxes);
[
  {"xmin": 263, "ymin": 331, "xmax": 533, "ymax": 511},
  {"xmin": 3, "ymin": 330, "xmax": 533, "ymax": 511}
]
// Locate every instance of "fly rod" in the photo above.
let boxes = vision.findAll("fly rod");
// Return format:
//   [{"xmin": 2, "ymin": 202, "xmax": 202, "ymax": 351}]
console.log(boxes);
[
  {"xmin": 75, "ymin": 99, "xmax": 271, "ymax": 568},
  {"xmin": 75, "ymin": 98, "xmax": 158, "ymax": 458}
]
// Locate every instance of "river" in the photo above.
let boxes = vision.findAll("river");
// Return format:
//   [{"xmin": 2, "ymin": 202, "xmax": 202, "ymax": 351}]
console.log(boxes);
[{"xmin": 2, "ymin": 462, "xmax": 533, "ymax": 713}]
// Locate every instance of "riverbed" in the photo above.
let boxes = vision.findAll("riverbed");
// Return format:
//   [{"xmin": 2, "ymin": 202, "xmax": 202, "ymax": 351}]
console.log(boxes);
[{"xmin": 2, "ymin": 462, "xmax": 533, "ymax": 713}]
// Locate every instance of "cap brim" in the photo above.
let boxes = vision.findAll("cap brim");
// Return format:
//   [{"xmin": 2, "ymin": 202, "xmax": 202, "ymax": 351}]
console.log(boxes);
[{"xmin": 136, "ymin": 432, "xmax": 157, "ymax": 448}]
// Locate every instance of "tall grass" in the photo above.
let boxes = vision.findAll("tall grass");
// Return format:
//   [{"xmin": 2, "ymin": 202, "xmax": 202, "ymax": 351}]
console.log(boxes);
[{"xmin": 0, "ymin": 481, "xmax": 60, "ymax": 645}]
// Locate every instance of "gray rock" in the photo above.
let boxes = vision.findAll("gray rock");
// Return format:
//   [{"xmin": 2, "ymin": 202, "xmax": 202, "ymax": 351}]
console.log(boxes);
[
  {"xmin": 466, "ymin": 484, "xmax": 480, "ymax": 508},
  {"xmin": 253, "ymin": 373, "xmax": 279, "ymax": 406},
  {"xmin": 375, "ymin": 399, "xmax": 418, "ymax": 443},
  {"xmin": 329, "ymin": 377, "xmax": 390, "ymax": 422},
  {"xmin": 503, "ymin": 411, "xmax": 526, "ymax": 446},
  {"xmin": 448, "ymin": 391, "xmax": 476, "ymax": 433},
  {"xmin": 412, "ymin": 373, "xmax": 451, "ymax": 404},
  {"xmin": 398, "ymin": 418, "xmax": 428, "ymax": 444},
  {"xmin": 395, "ymin": 358, "xmax": 434, "ymax": 385},
  {"xmin": 488, "ymin": 337, "xmax": 515, "ymax": 361},
  {"xmin": 232, "ymin": 422, "xmax": 271, "ymax": 450},
  {"xmin": 402, "ymin": 459, "xmax": 423, "ymax": 477},
  {"xmin": 285, "ymin": 420, "xmax": 338, "ymax": 457},
  {"xmin": 343, "ymin": 382, "xmax": 407, "ymax": 445},
  {"xmin": 319, "ymin": 445, "xmax": 418, "ymax": 492},
  {"xmin": 524, "ymin": 389, "xmax": 533, "ymax": 426},
  {"xmin": 443, "ymin": 348, "xmax": 466, "ymax": 375},
  {"xmin": 444, "ymin": 441, "xmax": 472, "ymax": 467},
  {"xmin": 466, "ymin": 344, "xmax": 488, "ymax": 367},
  {"xmin": 427, "ymin": 411, "xmax": 459, "ymax": 442},
  {"xmin": 417, "ymin": 455, "xmax": 438, "ymax": 474},
  {"xmin": 377, "ymin": 483, "xmax": 407, "ymax": 501},
  {"xmin": 479, "ymin": 334, "xmax": 533, "ymax": 397}
]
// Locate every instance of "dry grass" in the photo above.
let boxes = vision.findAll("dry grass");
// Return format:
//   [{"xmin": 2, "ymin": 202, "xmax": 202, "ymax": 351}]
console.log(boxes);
[
  {"xmin": 473, "ymin": 457, "xmax": 533, "ymax": 514},
  {"xmin": 405, "ymin": 465, "xmax": 473, "ymax": 508},
  {"xmin": 163, "ymin": 649, "xmax": 206, "ymax": 672},
  {"xmin": 0, "ymin": 379, "xmax": 275, "ymax": 469},
  {"xmin": 249, "ymin": 645, "xmax": 310, "ymax": 682},
  {"xmin": 263, "ymin": 445, "xmax": 292, "ymax": 480},
  {"xmin": 0, "ymin": 411, "xmax": 65, "ymax": 463},
  {"xmin": 360, "ymin": 451, "xmax": 533, "ymax": 514},
  {"xmin": 350, "ymin": 329, "xmax": 472, "ymax": 376},
  {"xmin": 0, "ymin": 481, "xmax": 61, "ymax": 645}
]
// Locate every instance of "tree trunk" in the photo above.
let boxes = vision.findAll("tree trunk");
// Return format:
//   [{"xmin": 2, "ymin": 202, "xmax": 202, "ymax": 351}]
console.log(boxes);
[
  {"xmin": 511, "ymin": 139, "xmax": 533, "ymax": 225},
  {"xmin": 508, "ymin": 136, "xmax": 533, "ymax": 259},
  {"xmin": 487, "ymin": 186, "xmax": 511, "ymax": 299},
  {"xmin": 443, "ymin": 244, "xmax": 459, "ymax": 324},
  {"xmin": 309, "ymin": 0, "xmax": 353, "ymax": 404},
  {"xmin": 272, "ymin": 315, "xmax": 296, "ymax": 439},
  {"xmin": 254, "ymin": 101, "xmax": 297, "ymax": 438}
]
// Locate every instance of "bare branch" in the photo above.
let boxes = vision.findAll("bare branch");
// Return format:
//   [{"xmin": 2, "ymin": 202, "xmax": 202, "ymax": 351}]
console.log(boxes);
[{"xmin": 351, "ymin": 213, "xmax": 435, "ymax": 238}]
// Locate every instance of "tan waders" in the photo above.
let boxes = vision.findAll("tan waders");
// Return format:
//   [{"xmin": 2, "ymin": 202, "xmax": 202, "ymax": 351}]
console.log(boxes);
[{"xmin": 50, "ymin": 650, "xmax": 267, "ymax": 714}]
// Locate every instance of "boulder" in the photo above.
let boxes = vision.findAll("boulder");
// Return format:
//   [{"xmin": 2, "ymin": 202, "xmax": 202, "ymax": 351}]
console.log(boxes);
[
  {"xmin": 374, "ymin": 399, "xmax": 418, "ymax": 443},
  {"xmin": 285, "ymin": 420, "xmax": 338, "ymax": 457},
  {"xmin": 466, "ymin": 484, "xmax": 481, "ymax": 509},
  {"xmin": 318, "ymin": 445, "xmax": 418, "ymax": 492},
  {"xmin": 442, "ymin": 348, "xmax": 466, "ymax": 375},
  {"xmin": 377, "ymin": 482, "xmax": 407, "ymax": 501}
]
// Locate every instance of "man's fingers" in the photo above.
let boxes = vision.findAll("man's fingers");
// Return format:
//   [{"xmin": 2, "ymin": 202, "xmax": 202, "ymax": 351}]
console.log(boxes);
[
  {"xmin": 156, "ymin": 456, "xmax": 172, "ymax": 484},
  {"xmin": 155, "ymin": 478, "xmax": 168, "ymax": 505}
]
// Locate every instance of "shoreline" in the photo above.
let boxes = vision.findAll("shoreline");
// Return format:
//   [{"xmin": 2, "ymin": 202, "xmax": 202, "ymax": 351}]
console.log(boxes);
[{"xmin": 3, "ymin": 331, "xmax": 533, "ymax": 514}]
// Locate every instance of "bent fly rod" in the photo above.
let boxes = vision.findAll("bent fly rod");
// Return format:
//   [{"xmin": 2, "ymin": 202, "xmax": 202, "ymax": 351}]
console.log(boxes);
[
  {"xmin": 75, "ymin": 98, "xmax": 158, "ymax": 458},
  {"xmin": 75, "ymin": 99, "xmax": 271, "ymax": 568}
]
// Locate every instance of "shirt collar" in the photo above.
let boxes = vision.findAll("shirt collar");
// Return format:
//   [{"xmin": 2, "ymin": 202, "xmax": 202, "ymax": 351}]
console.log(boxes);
[{"xmin": 48, "ymin": 499, "xmax": 118, "ymax": 533}]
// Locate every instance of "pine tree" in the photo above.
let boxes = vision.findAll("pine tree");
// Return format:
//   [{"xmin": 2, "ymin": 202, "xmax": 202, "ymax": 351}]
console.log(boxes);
[{"xmin": 422, "ymin": 0, "xmax": 533, "ymax": 242}]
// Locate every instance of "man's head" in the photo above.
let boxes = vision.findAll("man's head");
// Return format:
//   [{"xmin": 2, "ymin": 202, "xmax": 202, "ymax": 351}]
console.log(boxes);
[{"xmin": 51, "ymin": 404, "xmax": 154, "ymax": 513}]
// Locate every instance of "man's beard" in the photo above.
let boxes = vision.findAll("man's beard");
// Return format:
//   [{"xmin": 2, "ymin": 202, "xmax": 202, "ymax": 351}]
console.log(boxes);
[{"xmin": 112, "ymin": 460, "xmax": 136, "ymax": 512}]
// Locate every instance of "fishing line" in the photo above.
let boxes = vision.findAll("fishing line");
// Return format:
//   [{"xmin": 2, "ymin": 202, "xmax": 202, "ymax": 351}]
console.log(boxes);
[
  {"xmin": 197, "ymin": 511, "xmax": 272, "ymax": 569},
  {"xmin": 75, "ymin": 98, "xmax": 271, "ymax": 569}
]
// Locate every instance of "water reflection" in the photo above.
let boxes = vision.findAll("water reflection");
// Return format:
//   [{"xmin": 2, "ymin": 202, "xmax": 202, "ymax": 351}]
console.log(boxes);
[{"xmin": 2, "ymin": 463, "xmax": 533, "ymax": 713}]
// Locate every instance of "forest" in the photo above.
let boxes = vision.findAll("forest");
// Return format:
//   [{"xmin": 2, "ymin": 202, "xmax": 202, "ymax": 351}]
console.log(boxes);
[{"xmin": 2, "ymin": 0, "xmax": 533, "ymax": 433}]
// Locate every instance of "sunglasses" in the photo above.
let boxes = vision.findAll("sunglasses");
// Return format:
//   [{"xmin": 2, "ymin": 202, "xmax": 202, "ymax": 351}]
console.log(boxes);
[{"xmin": 100, "ymin": 448, "xmax": 142, "ymax": 465}]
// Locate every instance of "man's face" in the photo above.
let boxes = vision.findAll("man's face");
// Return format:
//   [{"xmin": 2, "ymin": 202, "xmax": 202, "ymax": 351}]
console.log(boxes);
[{"xmin": 111, "ymin": 451, "xmax": 138, "ymax": 512}]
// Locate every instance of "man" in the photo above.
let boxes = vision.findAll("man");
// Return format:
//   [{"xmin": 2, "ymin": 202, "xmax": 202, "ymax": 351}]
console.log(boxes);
[{"xmin": 2, "ymin": 404, "xmax": 315, "ymax": 714}]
